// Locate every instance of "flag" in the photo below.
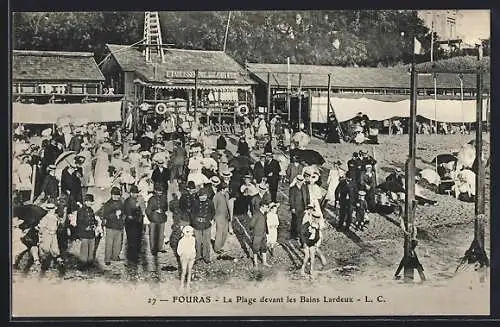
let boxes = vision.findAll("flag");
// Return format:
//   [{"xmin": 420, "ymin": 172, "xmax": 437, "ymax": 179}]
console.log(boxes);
[{"xmin": 414, "ymin": 37, "xmax": 424, "ymax": 55}]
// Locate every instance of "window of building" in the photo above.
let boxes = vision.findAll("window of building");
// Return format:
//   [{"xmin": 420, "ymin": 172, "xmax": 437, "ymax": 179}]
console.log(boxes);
[
  {"xmin": 19, "ymin": 83, "xmax": 37, "ymax": 93},
  {"xmin": 86, "ymin": 84, "xmax": 98, "ymax": 95},
  {"xmin": 70, "ymin": 84, "xmax": 84, "ymax": 94}
]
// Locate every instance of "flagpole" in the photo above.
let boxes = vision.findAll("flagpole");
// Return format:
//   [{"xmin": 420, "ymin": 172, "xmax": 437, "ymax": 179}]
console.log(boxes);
[{"xmin": 223, "ymin": 11, "xmax": 232, "ymax": 52}]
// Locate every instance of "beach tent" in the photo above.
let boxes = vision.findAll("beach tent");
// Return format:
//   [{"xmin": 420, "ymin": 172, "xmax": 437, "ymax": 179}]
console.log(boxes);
[
  {"xmin": 12, "ymin": 101, "xmax": 123, "ymax": 124},
  {"xmin": 310, "ymin": 96, "xmax": 488, "ymax": 124}
]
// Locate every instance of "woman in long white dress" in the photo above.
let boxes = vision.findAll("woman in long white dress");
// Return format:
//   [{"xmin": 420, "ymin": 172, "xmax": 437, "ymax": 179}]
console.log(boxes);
[
  {"xmin": 256, "ymin": 118, "xmax": 268, "ymax": 138},
  {"xmin": 324, "ymin": 161, "xmax": 344, "ymax": 207},
  {"xmin": 244, "ymin": 124, "xmax": 256, "ymax": 150},
  {"xmin": 94, "ymin": 145, "xmax": 111, "ymax": 188}
]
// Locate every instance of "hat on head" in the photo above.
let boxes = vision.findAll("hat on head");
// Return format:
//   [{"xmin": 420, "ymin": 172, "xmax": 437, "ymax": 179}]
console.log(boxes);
[
  {"xmin": 43, "ymin": 202, "xmax": 56, "ymax": 210},
  {"xmin": 186, "ymin": 181, "xmax": 196, "ymax": 189},
  {"xmin": 140, "ymin": 151, "xmax": 151, "ymax": 157},
  {"xmin": 41, "ymin": 128, "xmax": 52, "ymax": 137},
  {"xmin": 396, "ymin": 168, "xmax": 403, "ymax": 173},
  {"xmin": 259, "ymin": 153, "xmax": 266, "ymax": 158},
  {"xmin": 358, "ymin": 190, "xmax": 366, "ymax": 196},
  {"xmin": 296, "ymin": 174, "xmax": 304, "ymax": 181},
  {"xmin": 244, "ymin": 174, "xmax": 253, "ymax": 179},
  {"xmin": 221, "ymin": 171, "xmax": 232, "ymax": 179},
  {"xmin": 85, "ymin": 194, "xmax": 95, "ymax": 203},
  {"xmin": 311, "ymin": 211, "xmax": 321, "ymax": 218},
  {"xmin": 130, "ymin": 185, "xmax": 140, "ymax": 194},
  {"xmin": 182, "ymin": 225, "xmax": 194, "ymax": 236},
  {"xmin": 198, "ymin": 189, "xmax": 209, "ymax": 197},
  {"xmin": 111, "ymin": 187, "xmax": 122, "ymax": 195},
  {"xmin": 265, "ymin": 152, "xmax": 273, "ymax": 156},
  {"xmin": 258, "ymin": 183, "xmax": 268, "ymax": 191},
  {"xmin": 365, "ymin": 164, "xmax": 372, "ymax": 168},
  {"xmin": 47, "ymin": 164, "xmax": 56, "ymax": 171},
  {"xmin": 210, "ymin": 176, "xmax": 221, "ymax": 185},
  {"xmin": 359, "ymin": 150, "xmax": 367, "ymax": 155}
]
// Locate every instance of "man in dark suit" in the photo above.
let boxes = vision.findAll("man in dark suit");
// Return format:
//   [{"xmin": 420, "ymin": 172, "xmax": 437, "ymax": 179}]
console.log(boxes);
[
  {"xmin": 335, "ymin": 174, "xmax": 357, "ymax": 231},
  {"xmin": 288, "ymin": 174, "xmax": 309, "ymax": 240},
  {"xmin": 145, "ymin": 183, "xmax": 169, "ymax": 256},
  {"xmin": 253, "ymin": 154, "xmax": 266, "ymax": 184},
  {"xmin": 68, "ymin": 128, "xmax": 84, "ymax": 153},
  {"xmin": 61, "ymin": 161, "xmax": 83, "ymax": 213},
  {"xmin": 216, "ymin": 133, "xmax": 227, "ymax": 151},
  {"xmin": 41, "ymin": 138, "xmax": 62, "ymax": 176},
  {"xmin": 347, "ymin": 152, "xmax": 362, "ymax": 187},
  {"xmin": 151, "ymin": 158, "xmax": 170, "ymax": 193},
  {"xmin": 264, "ymin": 152, "xmax": 281, "ymax": 202}
]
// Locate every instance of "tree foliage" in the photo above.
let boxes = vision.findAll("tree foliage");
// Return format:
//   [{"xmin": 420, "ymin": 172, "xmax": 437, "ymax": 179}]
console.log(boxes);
[{"xmin": 13, "ymin": 10, "xmax": 434, "ymax": 67}]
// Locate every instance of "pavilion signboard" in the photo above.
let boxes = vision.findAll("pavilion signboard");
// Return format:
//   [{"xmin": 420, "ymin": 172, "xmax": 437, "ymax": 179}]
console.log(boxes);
[{"xmin": 163, "ymin": 71, "xmax": 238, "ymax": 80}]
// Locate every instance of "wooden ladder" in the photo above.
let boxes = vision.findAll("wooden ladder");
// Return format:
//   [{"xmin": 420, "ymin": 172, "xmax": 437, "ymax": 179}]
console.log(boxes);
[{"xmin": 143, "ymin": 11, "xmax": 164, "ymax": 62}]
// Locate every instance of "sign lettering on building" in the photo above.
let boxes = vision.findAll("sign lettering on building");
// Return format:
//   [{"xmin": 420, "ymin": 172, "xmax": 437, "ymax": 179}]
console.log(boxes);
[{"xmin": 164, "ymin": 71, "xmax": 238, "ymax": 80}]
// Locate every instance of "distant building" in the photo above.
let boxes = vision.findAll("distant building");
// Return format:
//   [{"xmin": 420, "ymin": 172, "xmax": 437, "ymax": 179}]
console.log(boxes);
[
  {"xmin": 99, "ymin": 44, "xmax": 256, "ymax": 110},
  {"xmin": 12, "ymin": 50, "xmax": 123, "ymax": 125},
  {"xmin": 418, "ymin": 10, "xmax": 463, "ymax": 42},
  {"xmin": 12, "ymin": 50, "xmax": 122, "ymax": 104}
]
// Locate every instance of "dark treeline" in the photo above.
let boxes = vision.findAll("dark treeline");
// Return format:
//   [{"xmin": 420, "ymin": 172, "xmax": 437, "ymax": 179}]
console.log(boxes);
[{"xmin": 13, "ymin": 11, "xmax": 485, "ymax": 68}]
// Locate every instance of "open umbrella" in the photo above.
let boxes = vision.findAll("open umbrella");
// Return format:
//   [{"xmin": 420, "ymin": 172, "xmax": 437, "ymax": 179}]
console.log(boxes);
[
  {"xmin": 55, "ymin": 151, "xmax": 77, "ymax": 167},
  {"xmin": 430, "ymin": 154, "xmax": 458, "ymax": 165},
  {"xmin": 13, "ymin": 204, "xmax": 47, "ymax": 229},
  {"xmin": 293, "ymin": 149, "xmax": 326, "ymax": 166}
]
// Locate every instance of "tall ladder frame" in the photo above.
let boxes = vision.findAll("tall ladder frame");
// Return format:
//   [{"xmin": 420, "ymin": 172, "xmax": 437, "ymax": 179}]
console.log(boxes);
[{"xmin": 143, "ymin": 11, "xmax": 164, "ymax": 62}]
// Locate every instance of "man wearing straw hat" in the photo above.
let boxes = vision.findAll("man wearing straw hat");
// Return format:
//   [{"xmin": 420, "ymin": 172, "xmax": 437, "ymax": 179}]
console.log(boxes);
[
  {"xmin": 264, "ymin": 151, "xmax": 281, "ymax": 203},
  {"xmin": 145, "ymin": 183, "xmax": 169, "ymax": 256},
  {"xmin": 100, "ymin": 187, "xmax": 125, "ymax": 265},
  {"xmin": 76, "ymin": 194, "xmax": 98, "ymax": 269}
]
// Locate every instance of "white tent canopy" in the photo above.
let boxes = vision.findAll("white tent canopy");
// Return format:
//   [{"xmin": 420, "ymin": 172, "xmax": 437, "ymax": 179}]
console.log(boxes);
[
  {"xmin": 12, "ymin": 101, "xmax": 123, "ymax": 124},
  {"xmin": 311, "ymin": 97, "xmax": 488, "ymax": 123}
]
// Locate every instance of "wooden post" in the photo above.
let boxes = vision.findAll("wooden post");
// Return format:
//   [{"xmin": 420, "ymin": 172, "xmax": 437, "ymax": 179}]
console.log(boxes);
[
  {"xmin": 403, "ymin": 61, "xmax": 418, "ymax": 282},
  {"xmin": 327, "ymin": 73, "xmax": 331, "ymax": 137},
  {"xmin": 29, "ymin": 164, "xmax": 36, "ymax": 203},
  {"xmin": 475, "ymin": 70, "xmax": 485, "ymax": 248},
  {"xmin": 308, "ymin": 89, "xmax": 312, "ymax": 136},
  {"xmin": 218, "ymin": 90, "xmax": 222, "ymax": 125},
  {"xmin": 298, "ymin": 73, "xmax": 302, "ymax": 130},
  {"xmin": 267, "ymin": 72, "xmax": 271, "ymax": 124},
  {"xmin": 287, "ymin": 57, "xmax": 291, "ymax": 123},
  {"xmin": 194, "ymin": 70, "xmax": 199, "ymax": 119}
]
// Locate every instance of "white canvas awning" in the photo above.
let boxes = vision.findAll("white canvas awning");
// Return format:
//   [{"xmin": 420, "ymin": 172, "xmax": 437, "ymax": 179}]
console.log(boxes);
[
  {"xmin": 311, "ymin": 96, "xmax": 488, "ymax": 123},
  {"xmin": 12, "ymin": 101, "xmax": 123, "ymax": 124}
]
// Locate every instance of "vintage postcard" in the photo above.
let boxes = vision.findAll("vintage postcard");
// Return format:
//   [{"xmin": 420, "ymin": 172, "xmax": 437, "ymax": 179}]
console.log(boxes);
[{"xmin": 10, "ymin": 9, "xmax": 491, "ymax": 317}]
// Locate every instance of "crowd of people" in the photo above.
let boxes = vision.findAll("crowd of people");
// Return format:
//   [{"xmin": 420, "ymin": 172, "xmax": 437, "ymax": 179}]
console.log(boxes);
[{"xmin": 12, "ymin": 108, "xmax": 445, "ymax": 281}]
